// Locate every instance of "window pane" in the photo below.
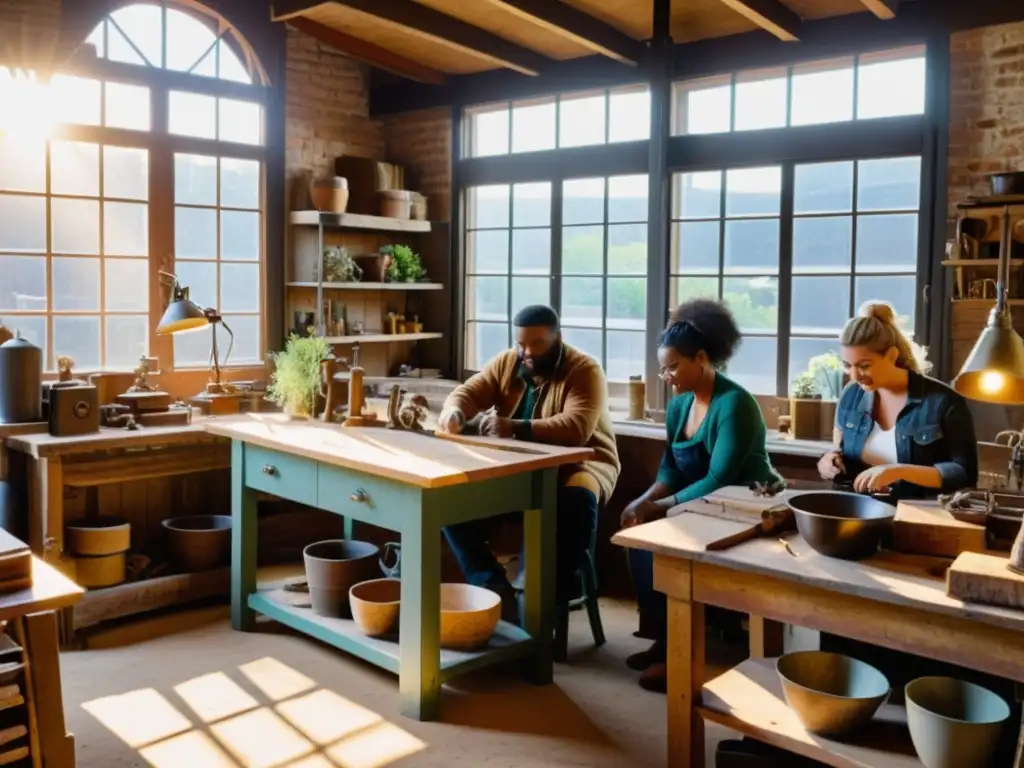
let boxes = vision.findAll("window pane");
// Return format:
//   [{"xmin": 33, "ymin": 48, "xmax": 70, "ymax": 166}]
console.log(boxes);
[
  {"xmin": 855, "ymin": 214, "xmax": 918, "ymax": 273},
  {"xmin": 189, "ymin": 45, "xmax": 218, "ymax": 79},
  {"xmin": 105, "ymin": 315, "xmax": 148, "ymax": 369},
  {"xmin": 219, "ymin": 42, "xmax": 252, "ymax": 84},
  {"xmin": 857, "ymin": 54, "xmax": 926, "ymax": 119},
  {"xmin": 50, "ymin": 75, "xmax": 101, "ymax": 126},
  {"xmin": 104, "ymin": 259, "xmax": 148, "ymax": 311},
  {"xmin": 857, "ymin": 157, "xmax": 921, "ymax": 211},
  {"xmin": 790, "ymin": 59, "xmax": 854, "ymax": 126},
  {"xmin": 673, "ymin": 221, "xmax": 720, "ymax": 274},
  {"xmin": 724, "ymin": 219, "xmax": 779, "ymax": 274},
  {"xmin": 0, "ymin": 196, "xmax": 46, "ymax": 252},
  {"xmin": 677, "ymin": 80, "xmax": 731, "ymax": 135},
  {"xmin": 794, "ymin": 161, "xmax": 854, "ymax": 214},
  {"xmin": 468, "ymin": 185, "xmax": 509, "ymax": 229},
  {"xmin": 467, "ymin": 276, "xmax": 508, "ymax": 321},
  {"xmin": 467, "ymin": 229, "xmax": 509, "ymax": 274},
  {"xmin": 675, "ymin": 172, "xmax": 721, "ymax": 219},
  {"xmin": 110, "ymin": 4, "xmax": 162, "ymax": 67},
  {"xmin": 562, "ymin": 277, "xmax": 602, "ymax": 328},
  {"xmin": 105, "ymin": 82, "xmax": 151, "ymax": 131},
  {"xmin": 0, "ymin": 255, "xmax": 46, "ymax": 311},
  {"xmin": 169, "ymin": 91, "xmax": 216, "ymax": 139},
  {"xmin": 727, "ymin": 336, "xmax": 777, "ymax": 395},
  {"xmin": 165, "ymin": 8, "xmax": 218, "ymax": 73},
  {"xmin": 608, "ymin": 224, "xmax": 646, "ymax": 275},
  {"xmin": 563, "ymin": 178, "xmax": 604, "ymax": 225},
  {"xmin": 792, "ymin": 216, "xmax": 853, "ymax": 273},
  {"xmin": 609, "ymin": 87, "xmax": 650, "ymax": 142},
  {"xmin": 221, "ymin": 158, "xmax": 260, "ymax": 209},
  {"xmin": 104, "ymin": 202, "xmax": 148, "ymax": 256},
  {"xmin": 608, "ymin": 175, "xmax": 647, "ymax": 223},
  {"xmin": 53, "ymin": 257, "xmax": 99, "ymax": 311},
  {"xmin": 54, "ymin": 316, "xmax": 101, "ymax": 370},
  {"xmin": 726, "ymin": 167, "xmax": 781, "ymax": 217},
  {"xmin": 106, "ymin": 17, "xmax": 147, "ymax": 66},
  {"xmin": 52, "ymin": 198, "xmax": 100, "ymax": 255},
  {"xmin": 173, "ymin": 324, "xmax": 212, "ymax": 367},
  {"xmin": 607, "ymin": 278, "xmax": 646, "ymax": 329},
  {"xmin": 220, "ymin": 263, "xmax": 260, "ymax": 312},
  {"xmin": 175, "ymin": 154, "xmax": 218, "ymax": 206},
  {"xmin": 468, "ymin": 322, "xmax": 508, "ymax": 369},
  {"xmin": 854, "ymin": 275, "xmax": 916, "ymax": 332},
  {"xmin": 221, "ymin": 314, "xmax": 260, "ymax": 362},
  {"xmin": 562, "ymin": 226, "xmax": 603, "ymax": 275},
  {"xmin": 607, "ymin": 330, "xmax": 646, "ymax": 381},
  {"xmin": 511, "ymin": 276, "xmax": 549, "ymax": 313},
  {"xmin": 4, "ymin": 315, "xmax": 45, "ymax": 353},
  {"xmin": 174, "ymin": 261, "xmax": 217, "ymax": 309},
  {"xmin": 674, "ymin": 276, "xmax": 719, "ymax": 306},
  {"xmin": 175, "ymin": 207, "xmax": 217, "ymax": 260},
  {"xmin": 50, "ymin": 141, "xmax": 99, "ymax": 197},
  {"xmin": 0, "ymin": 136, "xmax": 45, "ymax": 192},
  {"xmin": 734, "ymin": 70, "xmax": 787, "ymax": 131},
  {"xmin": 513, "ymin": 183, "xmax": 550, "ymax": 227},
  {"xmin": 563, "ymin": 327, "xmax": 602, "ymax": 362},
  {"xmin": 219, "ymin": 99, "xmax": 262, "ymax": 145},
  {"xmin": 723, "ymin": 277, "xmax": 778, "ymax": 333},
  {"xmin": 791, "ymin": 276, "xmax": 850, "ymax": 335},
  {"xmin": 221, "ymin": 210, "xmax": 259, "ymax": 260},
  {"xmin": 789, "ymin": 337, "xmax": 843, "ymax": 396},
  {"xmin": 559, "ymin": 93, "xmax": 605, "ymax": 148},
  {"xmin": 511, "ymin": 228, "xmax": 550, "ymax": 274},
  {"xmin": 104, "ymin": 146, "xmax": 149, "ymax": 201},
  {"xmin": 511, "ymin": 100, "xmax": 555, "ymax": 153},
  {"xmin": 470, "ymin": 107, "xmax": 509, "ymax": 158}
]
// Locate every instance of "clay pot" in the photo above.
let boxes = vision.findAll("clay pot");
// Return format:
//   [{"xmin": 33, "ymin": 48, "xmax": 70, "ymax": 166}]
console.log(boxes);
[
  {"xmin": 303, "ymin": 539, "xmax": 379, "ymax": 618},
  {"xmin": 410, "ymin": 192, "xmax": 427, "ymax": 221},
  {"xmin": 310, "ymin": 176, "xmax": 349, "ymax": 214},
  {"xmin": 378, "ymin": 189, "xmax": 412, "ymax": 220},
  {"xmin": 906, "ymin": 677, "xmax": 1010, "ymax": 768},
  {"xmin": 439, "ymin": 583, "xmax": 501, "ymax": 651},
  {"xmin": 350, "ymin": 578, "xmax": 401, "ymax": 637},
  {"xmin": 162, "ymin": 515, "xmax": 232, "ymax": 572},
  {"xmin": 65, "ymin": 516, "xmax": 130, "ymax": 556}
]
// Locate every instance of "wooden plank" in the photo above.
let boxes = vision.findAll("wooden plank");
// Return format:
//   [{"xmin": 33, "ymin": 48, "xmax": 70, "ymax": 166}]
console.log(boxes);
[
  {"xmin": 6, "ymin": 423, "xmax": 221, "ymax": 459},
  {"xmin": 857, "ymin": 0, "xmax": 897, "ymax": 19},
  {"xmin": 287, "ymin": 281, "xmax": 444, "ymax": 291},
  {"xmin": 947, "ymin": 551, "xmax": 1024, "ymax": 610},
  {"xmin": 893, "ymin": 499, "xmax": 987, "ymax": 557},
  {"xmin": 205, "ymin": 414, "xmax": 593, "ymax": 488},
  {"xmin": 23, "ymin": 612, "xmax": 75, "ymax": 768},
  {"xmin": 667, "ymin": 596, "xmax": 705, "ymax": 768},
  {"xmin": 701, "ymin": 658, "xmax": 921, "ymax": 768},
  {"xmin": 290, "ymin": 210, "xmax": 432, "ymax": 232},
  {"xmin": 323, "ymin": 332, "xmax": 443, "ymax": 344},
  {"xmin": 61, "ymin": 443, "xmax": 231, "ymax": 487},
  {"xmin": 0, "ymin": 560, "xmax": 82, "ymax": 624},
  {"xmin": 717, "ymin": 0, "xmax": 802, "ymax": 41}
]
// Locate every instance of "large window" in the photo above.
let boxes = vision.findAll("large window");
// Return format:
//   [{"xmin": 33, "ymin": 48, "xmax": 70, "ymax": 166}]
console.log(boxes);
[{"xmin": 0, "ymin": 2, "xmax": 265, "ymax": 372}]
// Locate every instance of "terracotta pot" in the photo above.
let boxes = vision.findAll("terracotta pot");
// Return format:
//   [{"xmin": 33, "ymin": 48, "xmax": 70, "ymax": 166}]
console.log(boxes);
[
  {"xmin": 65, "ymin": 516, "xmax": 131, "ymax": 556},
  {"xmin": 378, "ymin": 189, "xmax": 412, "ymax": 219},
  {"xmin": 350, "ymin": 578, "xmax": 401, "ymax": 637},
  {"xmin": 303, "ymin": 539, "xmax": 380, "ymax": 618},
  {"xmin": 163, "ymin": 515, "xmax": 232, "ymax": 572},
  {"xmin": 310, "ymin": 176, "xmax": 349, "ymax": 214}
]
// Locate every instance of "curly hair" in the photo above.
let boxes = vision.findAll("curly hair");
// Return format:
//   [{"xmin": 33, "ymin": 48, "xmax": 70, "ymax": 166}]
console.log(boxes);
[{"xmin": 660, "ymin": 298, "xmax": 742, "ymax": 369}]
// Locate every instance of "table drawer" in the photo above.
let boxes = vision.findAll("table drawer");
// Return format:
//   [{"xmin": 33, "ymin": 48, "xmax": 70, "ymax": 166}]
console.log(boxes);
[
  {"xmin": 318, "ymin": 463, "xmax": 417, "ymax": 529},
  {"xmin": 244, "ymin": 444, "xmax": 318, "ymax": 507}
]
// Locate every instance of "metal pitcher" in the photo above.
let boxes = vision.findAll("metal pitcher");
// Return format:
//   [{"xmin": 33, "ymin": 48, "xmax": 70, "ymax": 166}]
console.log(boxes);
[{"xmin": 380, "ymin": 541, "xmax": 401, "ymax": 578}]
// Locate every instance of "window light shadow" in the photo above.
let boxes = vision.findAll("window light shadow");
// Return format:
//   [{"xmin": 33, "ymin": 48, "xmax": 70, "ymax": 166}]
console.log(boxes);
[
  {"xmin": 238, "ymin": 656, "xmax": 316, "ymax": 702},
  {"xmin": 326, "ymin": 722, "xmax": 426, "ymax": 768},
  {"xmin": 275, "ymin": 689, "xmax": 383, "ymax": 746},
  {"xmin": 175, "ymin": 671, "xmax": 260, "ymax": 724},
  {"xmin": 210, "ymin": 707, "xmax": 314, "ymax": 768},
  {"xmin": 81, "ymin": 687, "xmax": 193, "ymax": 748}
]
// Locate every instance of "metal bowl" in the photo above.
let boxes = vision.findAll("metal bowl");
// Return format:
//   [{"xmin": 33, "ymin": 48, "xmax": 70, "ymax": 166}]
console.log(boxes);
[{"xmin": 787, "ymin": 491, "xmax": 896, "ymax": 560}]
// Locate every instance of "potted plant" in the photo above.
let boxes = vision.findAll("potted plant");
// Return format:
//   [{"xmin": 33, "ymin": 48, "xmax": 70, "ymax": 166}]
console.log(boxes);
[
  {"xmin": 809, "ymin": 350, "xmax": 844, "ymax": 436},
  {"xmin": 266, "ymin": 331, "xmax": 332, "ymax": 419},
  {"xmin": 789, "ymin": 371, "xmax": 824, "ymax": 440},
  {"xmin": 386, "ymin": 244, "xmax": 426, "ymax": 283}
]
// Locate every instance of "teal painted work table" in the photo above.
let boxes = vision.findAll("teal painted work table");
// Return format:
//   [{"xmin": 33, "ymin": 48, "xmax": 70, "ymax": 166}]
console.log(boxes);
[{"xmin": 205, "ymin": 414, "xmax": 593, "ymax": 721}]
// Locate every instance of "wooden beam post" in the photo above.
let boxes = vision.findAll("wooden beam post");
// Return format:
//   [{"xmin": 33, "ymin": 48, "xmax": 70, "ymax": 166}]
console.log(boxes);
[
  {"xmin": 717, "ymin": 0, "xmax": 801, "ymax": 41},
  {"xmin": 287, "ymin": 17, "xmax": 446, "ymax": 84},
  {"xmin": 859, "ymin": 0, "xmax": 899, "ymax": 20}
]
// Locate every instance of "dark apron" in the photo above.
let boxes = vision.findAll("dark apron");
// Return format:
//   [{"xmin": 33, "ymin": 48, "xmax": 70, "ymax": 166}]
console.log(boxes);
[{"xmin": 671, "ymin": 440, "xmax": 712, "ymax": 496}]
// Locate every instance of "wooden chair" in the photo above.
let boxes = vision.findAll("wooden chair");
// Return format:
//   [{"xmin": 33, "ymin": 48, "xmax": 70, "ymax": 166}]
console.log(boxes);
[{"xmin": 553, "ymin": 516, "xmax": 605, "ymax": 662}]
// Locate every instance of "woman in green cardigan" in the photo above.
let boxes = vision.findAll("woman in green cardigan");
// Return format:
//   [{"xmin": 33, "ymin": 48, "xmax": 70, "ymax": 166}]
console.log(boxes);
[{"xmin": 620, "ymin": 299, "xmax": 782, "ymax": 692}]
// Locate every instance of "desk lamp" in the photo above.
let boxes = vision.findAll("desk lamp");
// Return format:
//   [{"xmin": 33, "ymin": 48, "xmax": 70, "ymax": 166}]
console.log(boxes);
[{"xmin": 951, "ymin": 206, "xmax": 1024, "ymax": 573}]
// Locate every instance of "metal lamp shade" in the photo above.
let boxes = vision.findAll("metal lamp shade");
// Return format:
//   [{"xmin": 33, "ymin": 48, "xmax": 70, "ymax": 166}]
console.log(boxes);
[
  {"xmin": 156, "ymin": 298, "xmax": 208, "ymax": 335},
  {"xmin": 952, "ymin": 310, "xmax": 1024, "ymax": 405}
]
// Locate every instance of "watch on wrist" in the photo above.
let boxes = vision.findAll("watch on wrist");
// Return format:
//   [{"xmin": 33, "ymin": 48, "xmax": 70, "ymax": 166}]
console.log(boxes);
[{"xmin": 513, "ymin": 421, "xmax": 533, "ymax": 441}]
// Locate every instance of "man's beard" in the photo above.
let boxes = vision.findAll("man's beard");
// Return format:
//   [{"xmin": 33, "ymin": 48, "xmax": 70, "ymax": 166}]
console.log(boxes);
[{"xmin": 521, "ymin": 341, "xmax": 562, "ymax": 376}]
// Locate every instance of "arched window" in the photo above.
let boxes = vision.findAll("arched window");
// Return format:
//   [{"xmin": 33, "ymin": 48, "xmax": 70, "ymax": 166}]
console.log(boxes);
[{"xmin": 0, "ymin": 0, "xmax": 267, "ymax": 374}]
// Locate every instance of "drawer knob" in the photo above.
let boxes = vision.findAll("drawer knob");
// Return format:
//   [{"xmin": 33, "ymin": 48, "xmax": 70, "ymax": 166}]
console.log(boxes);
[
  {"xmin": 350, "ymin": 488, "xmax": 369, "ymax": 503},
  {"xmin": 262, "ymin": 465, "xmax": 278, "ymax": 476}
]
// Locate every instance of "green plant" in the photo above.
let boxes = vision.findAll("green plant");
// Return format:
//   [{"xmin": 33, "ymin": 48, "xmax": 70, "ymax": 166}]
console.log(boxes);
[
  {"xmin": 808, "ymin": 350, "xmax": 843, "ymax": 400},
  {"xmin": 385, "ymin": 244, "xmax": 426, "ymax": 282},
  {"xmin": 791, "ymin": 371, "xmax": 818, "ymax": 399},
  {"xmin": 317, "ymin": 246, "xmax": 362, "ymax": 283},
  {"xmin": 266, "ymin": 331, "xmax": 332, "ymax": 416}
]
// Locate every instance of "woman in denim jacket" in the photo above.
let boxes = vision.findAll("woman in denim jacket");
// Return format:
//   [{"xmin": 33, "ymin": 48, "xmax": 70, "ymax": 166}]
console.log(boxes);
[{"xmin": 816, "ymin": 301, "xmax": 978, "ymax": 498}]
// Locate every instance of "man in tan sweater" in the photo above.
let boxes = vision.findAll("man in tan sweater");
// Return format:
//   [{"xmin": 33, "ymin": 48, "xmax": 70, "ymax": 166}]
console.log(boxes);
[{"xmin": 439, "ymin": 305, "xmax": 621, "ymax": 623}]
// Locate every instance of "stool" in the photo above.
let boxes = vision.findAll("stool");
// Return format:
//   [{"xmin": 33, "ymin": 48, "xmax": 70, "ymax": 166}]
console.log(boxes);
[{"xmin": 553, "ymin": 514, "xmax": 605, "ymax": 662}]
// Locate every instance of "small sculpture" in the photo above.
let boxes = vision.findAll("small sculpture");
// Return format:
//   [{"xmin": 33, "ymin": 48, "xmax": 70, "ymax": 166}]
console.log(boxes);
[
  {"xmin": 56, "ymin": 356, "xmax": 75, "ymax": 382},
  {"xmin": 128, "ymin": 355, "xmax": 156, "ymax": 393},
  {"xmin": 385, "ymin": 385, "xmax": 427, "ymax": 431}
]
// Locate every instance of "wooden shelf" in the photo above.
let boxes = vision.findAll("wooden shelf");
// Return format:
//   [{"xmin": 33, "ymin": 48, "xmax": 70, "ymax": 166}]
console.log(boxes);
[
  {"xmin": 700, "ymin": 658, "xmax": 922, "ymax": 768},
  {"xmin": 290, "ymin": 210, "xmax": 432, "ymax": 233},
  {"xmin": 952, "ymin": 298, "xmax": 1024, "ymax": 306},
  {"xmin": 942, "ymin": 258, "xmax": 1024, "ymax": 267},
  {"xmin": 322, "ymin": 332, "xmax": 442, "ymax": 344},
  {"xmin": 287, "ymin": 281, "xmax": 443, "ymax": 291}
]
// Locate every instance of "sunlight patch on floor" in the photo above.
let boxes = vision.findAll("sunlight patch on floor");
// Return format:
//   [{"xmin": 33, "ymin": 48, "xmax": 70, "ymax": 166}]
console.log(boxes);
[{"xmin": 81, "ymin": 657, "xmax": 427, "ymax": 767}]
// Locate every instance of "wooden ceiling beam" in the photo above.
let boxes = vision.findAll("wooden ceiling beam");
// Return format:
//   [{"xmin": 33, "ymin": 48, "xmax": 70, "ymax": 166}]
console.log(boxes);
[
  {"xmin": 718, "ymin": 0, "xmax": 801, "ymax": 42},
  {"xmin": 287, "ymin": 17, "xmax": 445, "ymax": 84},
  {"xmin": 274, "ymin": 0, "xmax": 550, "ymax": 77},
  {"xmin": 859, "ymin": 0, "xmax": 900, "ymax": 20},
  {"xmin": 480, "ymin": 0, "xmax": 645, "ymax": 67}
]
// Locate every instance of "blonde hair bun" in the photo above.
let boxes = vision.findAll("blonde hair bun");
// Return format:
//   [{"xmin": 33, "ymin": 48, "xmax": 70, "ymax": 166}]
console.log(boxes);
[{"xmin": 857, "ymin": 301, "xmax": 897, "ymax": 326}]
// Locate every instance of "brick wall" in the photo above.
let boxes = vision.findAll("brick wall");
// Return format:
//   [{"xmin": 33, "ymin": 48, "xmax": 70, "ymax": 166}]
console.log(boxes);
[{"xmin": 381, "ymin": 107, "xmax": 453, "ymax": 222}]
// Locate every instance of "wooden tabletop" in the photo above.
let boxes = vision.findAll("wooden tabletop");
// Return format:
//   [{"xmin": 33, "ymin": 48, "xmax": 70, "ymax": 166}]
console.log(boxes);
[
  {"xmin": 613, "ymin": 505, "xmax": 1024, "ymax": 635},
  {"xmin": 205, "ymin": 414, "xmax": 594, "ymax": 489},
  {"xmin": 0, "ymin": 558, "xmax": 83, "ymax": 624},
  {"xmin": 4, "ymin": 422, "xmax": 222, "ymax": 458}
]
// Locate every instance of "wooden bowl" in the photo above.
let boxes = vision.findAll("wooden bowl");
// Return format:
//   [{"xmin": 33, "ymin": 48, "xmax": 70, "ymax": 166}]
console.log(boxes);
[
  {"xmin": 439, "ymin": 583, "xmax": 501, "ymax": 651},
  {"xmin": 349, "ymin": 578, "xmax": 401, "ymax": 637},
  {"xmin": 65, "ymin": 517, "xmax": 130, "ymax": 556}
]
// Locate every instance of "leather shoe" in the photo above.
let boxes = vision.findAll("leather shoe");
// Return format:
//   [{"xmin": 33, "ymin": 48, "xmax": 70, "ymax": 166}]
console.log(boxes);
[
  {"xmin": 638, "ymin": 662, "xmax": 667, "ymax": 693},
  {"xmin": 625, "ymin": 639, "xmax": 665, "ymax": 671}
]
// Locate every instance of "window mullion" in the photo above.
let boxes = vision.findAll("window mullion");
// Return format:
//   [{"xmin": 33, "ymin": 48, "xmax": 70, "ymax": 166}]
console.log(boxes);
[
  {"xmin": 150, "ymin": 82, "xmax": 173, "ymax": 372},
  {"xmin": 777, "ymin": 163, "xmax": 795, "ymax": 397}
]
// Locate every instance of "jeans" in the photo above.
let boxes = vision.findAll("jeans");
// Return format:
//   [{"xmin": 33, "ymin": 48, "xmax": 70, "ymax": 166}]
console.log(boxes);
[
  {"xmin": 442, "ymin": 486, "xmax": 598, "ymax": 605},
  {"xmin": 628, "ymin": 548, "xmax": 665, "ymax": 641}
]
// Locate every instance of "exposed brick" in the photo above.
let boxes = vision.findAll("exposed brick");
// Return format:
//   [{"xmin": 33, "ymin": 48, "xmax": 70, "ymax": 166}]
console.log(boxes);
[{"xmin": 381, "ymin": 107, "xmax": 453, "ymax": 222}]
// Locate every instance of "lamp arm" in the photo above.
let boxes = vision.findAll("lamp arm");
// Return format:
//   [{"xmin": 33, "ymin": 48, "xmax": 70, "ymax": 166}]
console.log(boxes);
[
  {"xmin": 997, "ymin": 206, "xmax": 1012, "ymax": 316},
  {"xmin": 219, "ymin": 317, "xmax": 234, "ymax": 367}
]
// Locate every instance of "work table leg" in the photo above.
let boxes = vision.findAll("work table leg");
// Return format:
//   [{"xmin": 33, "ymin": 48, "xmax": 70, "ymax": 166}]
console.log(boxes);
[
  {"xmin": 748, "ymin": 616, "xmax": 784, "ymax": 658},
  {"xmin": 667, "ymin": 597, "xmax": 705, "ymax": 768},
  {"xmin": 231, "ymin": 441, "xmax": 257, "ymax": 631},
  {"xmin": 522, "ymin": 468, "xmax": 557, "ymax": 685},
  {"xmin": 398, "ymin": 509, "xmax": 441, "ymax": 721}
]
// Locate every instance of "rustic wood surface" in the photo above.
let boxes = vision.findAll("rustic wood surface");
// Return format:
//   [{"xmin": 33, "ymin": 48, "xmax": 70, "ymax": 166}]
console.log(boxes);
[
  {"xmin": 894, "ymin": 499, "xmax": 987, "ymax": 557},
  {"xmin": 947, "ymin": 551, "xmax": 1024, "ymax": 610},
  {"xmin": 0, "ymin": 559, "xmax": 81, "ymax": 625},
  {"xmin": 6, "ymin": 422, "xmax": 222, "ymax": 459}
]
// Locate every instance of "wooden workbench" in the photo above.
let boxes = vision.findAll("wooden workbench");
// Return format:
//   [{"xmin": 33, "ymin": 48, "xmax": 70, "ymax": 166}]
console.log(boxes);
[
  {"xmin": 207, "ymin": 413, "xmax": 592, "ymax": 721},
  {"xmin": 613, "ymin": 512, "xmax": 1024, "ymax": 768}
]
